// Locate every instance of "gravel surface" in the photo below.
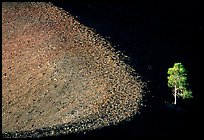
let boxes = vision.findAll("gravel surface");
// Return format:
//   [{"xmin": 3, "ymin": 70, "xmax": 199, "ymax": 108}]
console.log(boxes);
[{"xmin": 2, "ymin": 2, "xmax": 145, "ymax": 138}]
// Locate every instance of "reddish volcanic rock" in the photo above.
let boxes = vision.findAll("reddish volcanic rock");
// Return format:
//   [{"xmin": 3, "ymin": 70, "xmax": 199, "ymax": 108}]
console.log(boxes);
[{"xmin": 2, "ymin": 2, "xmax": 144, "ymax": 136}]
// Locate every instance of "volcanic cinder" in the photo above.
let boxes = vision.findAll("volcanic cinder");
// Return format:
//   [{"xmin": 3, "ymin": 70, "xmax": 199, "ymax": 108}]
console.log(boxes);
[{"xmin": 2, "ymin": 2, "xmax": 144, "ymax": 137}]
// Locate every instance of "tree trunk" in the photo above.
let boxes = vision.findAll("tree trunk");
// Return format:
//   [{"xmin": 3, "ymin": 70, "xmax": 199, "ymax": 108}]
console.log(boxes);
[{"xmin": 174, "ymin": 85, "xmax": 177, "ymax": 104}]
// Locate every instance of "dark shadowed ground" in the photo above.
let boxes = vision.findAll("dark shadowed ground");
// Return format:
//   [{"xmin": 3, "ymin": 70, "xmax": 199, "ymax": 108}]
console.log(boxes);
[
  {"xmin": 51, "ymin": 0, "xmax": 202, "ymax": 138},
  {"xmin": 2, "ymin": 1, "xmax": 202, "ymax": 138}
]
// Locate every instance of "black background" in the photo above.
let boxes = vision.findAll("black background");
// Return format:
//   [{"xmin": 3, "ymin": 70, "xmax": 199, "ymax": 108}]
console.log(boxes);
[{"xmin": 51, "ymin": 0, "xmax": 202, "ymax": 138}]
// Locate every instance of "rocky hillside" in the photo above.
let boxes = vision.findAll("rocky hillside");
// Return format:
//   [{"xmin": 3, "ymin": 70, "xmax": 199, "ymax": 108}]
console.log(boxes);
[{"xmin": 2, "ymin": 2, "xmax": 144, "ymax": 137}]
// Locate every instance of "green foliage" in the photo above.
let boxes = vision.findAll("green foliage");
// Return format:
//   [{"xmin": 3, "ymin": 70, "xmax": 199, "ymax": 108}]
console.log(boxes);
[{"xmin": 167, "ymin": 63, "xmax": 193, "ymax": 100}]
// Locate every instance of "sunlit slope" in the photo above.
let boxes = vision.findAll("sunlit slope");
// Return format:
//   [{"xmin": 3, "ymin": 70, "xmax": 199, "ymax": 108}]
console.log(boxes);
[{"xmin": 2, "ymin": 2, "xmax": 144, "ymax": 135}]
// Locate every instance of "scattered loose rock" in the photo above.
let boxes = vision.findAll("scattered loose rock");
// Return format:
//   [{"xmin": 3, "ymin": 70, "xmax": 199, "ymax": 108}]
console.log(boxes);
[{"xmin": 2, "ymin": 2, "xmax": 145, "ymax": 138}]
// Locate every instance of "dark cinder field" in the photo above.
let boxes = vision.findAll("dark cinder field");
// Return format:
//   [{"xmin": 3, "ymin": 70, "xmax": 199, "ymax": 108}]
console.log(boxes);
[{"xmin": 2, "ymin": 1, "xmax": 202, "ymax": 138}]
